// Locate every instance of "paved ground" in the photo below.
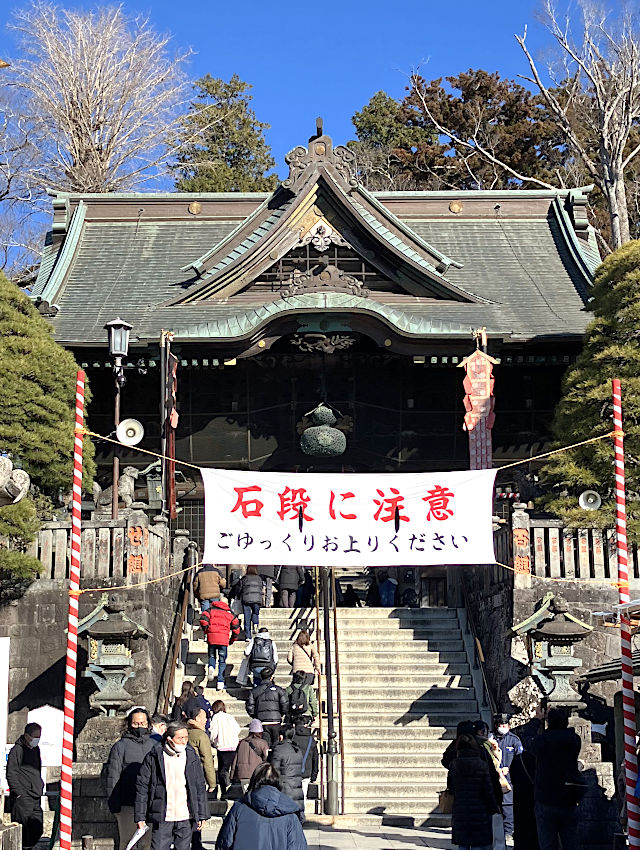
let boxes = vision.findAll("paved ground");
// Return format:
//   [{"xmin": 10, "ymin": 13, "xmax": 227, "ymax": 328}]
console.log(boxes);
[{"xmin": 201, "ymin": 823, "xmax": 454, "ymax": 849}]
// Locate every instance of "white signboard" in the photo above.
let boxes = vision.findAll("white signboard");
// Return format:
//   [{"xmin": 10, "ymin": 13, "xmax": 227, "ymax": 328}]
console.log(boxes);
[
  {"xmin": 202, "ymin": 468, "xmax": 497, "ymax": 567},
  {"xmin": 27, "ymin": 705, "xmax": 64, "ymax": 767}
]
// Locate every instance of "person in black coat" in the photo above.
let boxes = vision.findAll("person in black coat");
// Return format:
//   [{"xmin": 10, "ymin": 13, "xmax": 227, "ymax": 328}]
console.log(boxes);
[
  {"xmin": 6, "ymin": 722, "xmax": 44, "ymax": 849},
  {"xmin": 447, "ymin": 734, "xmax": 500, "ymax": 849},
  {"xmin": 527, "ymin": 707, "xmax": 582, "ymax": 850},
  {"xmin": 278, "ymin": 567, "xmax": 305, "ymax": 608},
  {"xmin": 215, "ymin": 763, "xmax": 307, "ymax": 849},
  {"xmin": 292, "ymin": 719, "xmax": 319, "ymax": 810},
  {"xmin": 105, "ymin": 708, "xmax": 156, "ymax": 850},
  {"xmin": 246, "ymin": 669, "xmax": 289, "ymax": 748},
  {"xmin": 258, "ymin": 565, "xmax": 279, "ymax": 608},
  {"xmin": 134, "ymin": 722, "xmax": 209, "ymax": 850},
  {"xmin": 441, "ymin": 720, "xmax": 477, "ymax": 769},
  {"xmin": 236, "ymin": 566, "xmax": 263, "ymax": 638},
  {"xmin": 269, "ymin": 727, "xmax": 305, "ymax": 821}
]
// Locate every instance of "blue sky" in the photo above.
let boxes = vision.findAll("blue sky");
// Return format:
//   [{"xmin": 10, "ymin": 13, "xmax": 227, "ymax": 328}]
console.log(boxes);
[{"xmin": 5, "ymin": 0, "xmax": 551, "ymax": 178}]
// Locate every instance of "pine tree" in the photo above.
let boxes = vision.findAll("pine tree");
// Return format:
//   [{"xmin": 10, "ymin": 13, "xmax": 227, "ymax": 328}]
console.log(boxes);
[
  {"xmin": 173, "ymin": 75, "xmax": 277, "ymax": 193},
  {"xmin": 542, "ymin": 241, "xmax": 640, "ymax": 536},
  {"xmin": 0, "ymin": 272, "xmax": 95, "ymax": 490},
  {"xmin": 347, "ymin": 91, "xmax": 431, "ymax": 190},
  {"xmin": 0, "ymin": 272, "xmax": 95, "ymax": 577}
]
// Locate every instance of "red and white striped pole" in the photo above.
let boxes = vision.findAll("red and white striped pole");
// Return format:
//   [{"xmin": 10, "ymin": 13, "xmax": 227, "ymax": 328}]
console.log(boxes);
[
  {"xmin": 60, "ymin": 371, "xmax": 85, "ymax": 850},
  {"xmin": 612, "ymin": 378, "xmax": 640, "ymax": 846}
]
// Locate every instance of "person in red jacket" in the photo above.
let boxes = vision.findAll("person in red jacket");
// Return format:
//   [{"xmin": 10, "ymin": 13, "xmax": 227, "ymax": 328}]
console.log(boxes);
[{"xmin": 199, "ymin": 599, "xmax": 240, "ymax": 691}]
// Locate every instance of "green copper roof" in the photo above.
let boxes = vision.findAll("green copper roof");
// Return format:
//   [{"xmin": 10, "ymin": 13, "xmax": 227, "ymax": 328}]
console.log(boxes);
[{"xmin": 165, "ymin": 292, "xmax": 477, "ymax": 340}]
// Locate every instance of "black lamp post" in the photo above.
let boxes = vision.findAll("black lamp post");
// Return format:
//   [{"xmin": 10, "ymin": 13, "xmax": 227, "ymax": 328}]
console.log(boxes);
[{"xmin": 105, "ymin": 318, "xmax": 132, "ymax": 520}]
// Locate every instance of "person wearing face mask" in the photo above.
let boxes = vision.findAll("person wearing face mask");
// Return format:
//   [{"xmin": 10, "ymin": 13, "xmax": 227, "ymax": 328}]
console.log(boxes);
[
  {"xmin": 105, "ymin": 708, "xmax": 156, "ymax": 850},
  {"xmin": 494, "ymin": 714, "xmax": 523, "ymax": 841},
  {"xmin": 135, "ymin": 721, "xmax": 209, "ymax": 850},
  {"xmin": 6, "ymin": 722, "xmax": 44, "ymax": 849}
]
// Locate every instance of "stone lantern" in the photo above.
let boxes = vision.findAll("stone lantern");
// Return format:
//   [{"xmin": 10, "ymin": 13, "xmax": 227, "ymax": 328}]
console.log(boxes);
[
  {"xmin": 300, "ymin": 403, "xmax": 346, "ymax": 457},
  {"xmin": 508, "ymin": 592, "xmax": 592, "ymax": 710},
  {"xmin": 78, "ymin": 592, "xmax": 149, "ymax": 716}
]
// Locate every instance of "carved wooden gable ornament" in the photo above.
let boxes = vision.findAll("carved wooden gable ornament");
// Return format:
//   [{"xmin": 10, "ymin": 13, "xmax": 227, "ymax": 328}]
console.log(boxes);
[{"xmin": 167, "ymin": 125, "xmax": 482, "ymax": 307}]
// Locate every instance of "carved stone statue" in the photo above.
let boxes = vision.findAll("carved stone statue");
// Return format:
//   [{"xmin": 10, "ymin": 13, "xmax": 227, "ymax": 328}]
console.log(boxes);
[
  {"xmin": 93, "ymin": 466, "xmax": 140, "ymax": 510},
  {"xmin": 0, "ymin": 456, "xmax": 30, "ymax": 506}
]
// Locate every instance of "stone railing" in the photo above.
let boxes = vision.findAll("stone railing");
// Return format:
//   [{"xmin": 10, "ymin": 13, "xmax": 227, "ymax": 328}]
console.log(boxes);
[
  {"xmin": 20, "ymin": 509, "xmax": 179, "ymax": 584},
  {"xmin": 506, "ymin": 504, "xmax": 639, "ymax": 584}
]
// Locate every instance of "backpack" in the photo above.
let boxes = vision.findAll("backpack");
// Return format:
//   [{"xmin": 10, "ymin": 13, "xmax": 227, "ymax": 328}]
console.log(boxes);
[
  {"xmin": 289, "ymin": 685, "xmax": 309, "ymax": 717},
  {"xmin": 250, "ymin": 636, "xmax": 274, "ymax": 666}
]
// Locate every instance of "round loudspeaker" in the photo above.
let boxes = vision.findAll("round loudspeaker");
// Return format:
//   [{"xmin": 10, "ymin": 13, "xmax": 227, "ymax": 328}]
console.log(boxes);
[
  {"xmin": 116, "ymin": 418, "xmax": 145, "ymax": 446},
  {"xmin": 578, "ymin": 490, "xmax": 601, "ymax": 510}
]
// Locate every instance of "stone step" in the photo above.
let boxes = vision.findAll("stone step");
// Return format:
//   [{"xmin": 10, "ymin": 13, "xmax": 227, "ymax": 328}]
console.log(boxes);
[
  {"xmin": 340, "ymin": 674, "xmax": 473, "ymax": 688},
  {"xmin": 326, "ymin": 635, "xmax": 464, "ymax": 646},
  {"xmin": 186, "ymin": 663, "xmax": 471, "ymax": 682},
  {"xmin": 327, "ymin": 638, "xmax": 464, "ymax": 649},
  {"xmin": 343, "ymin": 798, "xmax": 443, "ymax": 814},
  {"xmin": 340, "ymin": 700, "xmax": 476, "ymax": 716},
  {"xmin": 341, "ymin": 736, "xmax": 454, "ymax": 752},
  {"xmin": 343, "ymin": 755, "xmax": 447, "ymax": 770},
  {"xmin": 330, "ymin": 617, "xmax": 461, "ymax": 629},
  {"xmin": 337, "ymin": 659, "xmax": 470, "ymax": 673},
  {"xmin": 339, "ymin": 686, "xmax": 475, "ymax": 700},
  {"xmin": 344, "ymin": 767, "xmax": 447, "ymax": 784},
  {"xmin": 317, "ymin": 650, "xmax": 467, "ymax": 663},
  {"xmin": 344, "ymin": 776, "xmax": 447, "ymax": 800},
  {"xmin": 341, "ymin": 712, "xmax": 477, "ymax": 727},
  {"xmin": 307, "ymin": 812, "xmax": 452, "ymax": 828},
  {"xmin": 335, "ymin": 608, "xmax": 457, "ymax": 618}
]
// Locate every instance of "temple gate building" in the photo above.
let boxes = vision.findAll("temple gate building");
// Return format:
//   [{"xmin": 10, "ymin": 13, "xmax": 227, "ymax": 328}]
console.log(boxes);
[
  {"xmin": 31, "ymin": 130, "xmax": 597, "ymax": 554},
  {"xmin": 21, "ymin": 129, "xmax": 626, "ymax": 834}
]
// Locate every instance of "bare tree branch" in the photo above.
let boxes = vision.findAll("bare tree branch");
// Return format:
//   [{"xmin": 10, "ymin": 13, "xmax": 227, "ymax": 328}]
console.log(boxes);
[
  {"xmin": 517, "ymin": 1, "xmax": 640, "ymax": 248},
  {"xmin": 406, "ymin": 70, "xmax": 557, "ymax": 190},
  {"xmin": 8, "ymin": 2, "xmax": 197, "ymax": 193}
]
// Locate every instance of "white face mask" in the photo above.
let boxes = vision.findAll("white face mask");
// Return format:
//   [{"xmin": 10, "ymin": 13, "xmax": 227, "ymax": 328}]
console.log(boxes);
[
  {"xmin": 171, "ymin": 742, "xmax": 187, "ymax": 754},
  {"xmin": 497, "ymin": 726, "xmax": 509, "ymax": 736},
  {"xmin": 27, "ymin": 737, "xmax": 40, "ymax": 748}
]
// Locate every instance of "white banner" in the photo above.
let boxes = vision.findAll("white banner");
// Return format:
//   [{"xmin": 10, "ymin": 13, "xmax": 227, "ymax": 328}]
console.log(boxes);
[{"xmin": 202, "ymin": 468, "xmax": 497, "ymax": 568}]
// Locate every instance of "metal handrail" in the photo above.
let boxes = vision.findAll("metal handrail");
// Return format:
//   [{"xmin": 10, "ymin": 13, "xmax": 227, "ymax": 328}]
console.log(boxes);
[
  {"xmin": 330, "ymin": 568, "xmax": 345, "ymax": 814},
  {"xmin": 162, "ymin": 543, "xmax": 197, "ymax": 714},
  {"xmin": 461, "ymin": 580, "xmax": 498, "ymax": 718},
  {"xmin": 314, "ymin": 565, "xmax": 325, "ymax": 808},
  {"xmin": 321, "ymin": 567, "xmax": 339, "ymax": 814}
]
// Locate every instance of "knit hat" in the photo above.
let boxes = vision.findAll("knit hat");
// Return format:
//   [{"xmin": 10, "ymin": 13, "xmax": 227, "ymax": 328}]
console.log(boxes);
[{"xmin": 249, "ymin": 719, "xmax": 263, "ymax": 733}]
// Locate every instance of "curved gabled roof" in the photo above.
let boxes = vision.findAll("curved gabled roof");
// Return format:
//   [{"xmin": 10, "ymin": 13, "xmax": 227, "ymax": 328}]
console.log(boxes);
[
  {"xmin": 30, "ymin": 131, "xmax": 598, "ymax": 347},
  {"xmin": 168, "ymin": 134, "xmax": 484, "ymax": 306}
]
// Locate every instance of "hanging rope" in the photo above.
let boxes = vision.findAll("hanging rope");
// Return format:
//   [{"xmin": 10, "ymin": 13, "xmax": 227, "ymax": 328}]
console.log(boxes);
[{"xmin": 79, "ymin": 427, "xmax": 622, "ymax": 476}]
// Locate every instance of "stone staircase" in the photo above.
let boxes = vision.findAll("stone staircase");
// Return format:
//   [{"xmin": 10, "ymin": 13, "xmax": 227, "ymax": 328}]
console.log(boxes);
[
  {"xmin": 180, "ymin": 604, "xmax": 479, "ymax": 827},
  {"xmin": 326, "ymin": 607, "xmax": 478, "ymax": 824},
  {"xmin": 184, "ymin": 607, "xmax": 310, "ymax": 731}
]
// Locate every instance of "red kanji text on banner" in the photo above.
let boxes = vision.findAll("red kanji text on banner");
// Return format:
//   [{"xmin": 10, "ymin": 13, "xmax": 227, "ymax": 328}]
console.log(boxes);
[{"xmin": 201, "ymin": 469, "xmax": 497, "ymax": 567}]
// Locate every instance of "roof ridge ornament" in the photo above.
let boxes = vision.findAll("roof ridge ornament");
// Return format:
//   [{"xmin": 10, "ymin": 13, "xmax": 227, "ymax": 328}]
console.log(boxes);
[{"xmin": 283, "ymin": 118, "xmax": 358, "ymax": 190}]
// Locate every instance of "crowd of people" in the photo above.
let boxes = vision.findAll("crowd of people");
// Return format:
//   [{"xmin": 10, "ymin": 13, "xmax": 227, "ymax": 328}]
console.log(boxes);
[
  {"xmin": 3, "ymin": 562, "xmax": 590, "ymax": 850},
  {"xmin": 92, "ymin": 560, "xmax": 321, "ymax": 850},
  {"xmin": 443, "ymin": 707, "xmax": 584, "ymax": 850}
]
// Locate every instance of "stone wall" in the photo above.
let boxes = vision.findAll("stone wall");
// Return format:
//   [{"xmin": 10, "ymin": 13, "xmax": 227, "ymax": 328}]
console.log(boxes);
[
  {"xmin": 0, "ymin": 540, "xmax": 191, "ymax": 846},
  {"xmin": 3, "ymin": 578, "xmax": 184, "ymax": 742},
  {"xmin": 464, "ymin": 564, "xmax": 622, "ymax": 849},
  {"xmin": 463, "ymin": 563, "xmax": 624, "ymax": 714},
  {"xmin": 461, "ymin": 562, "xmax": 516, "ymax": 710}
]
